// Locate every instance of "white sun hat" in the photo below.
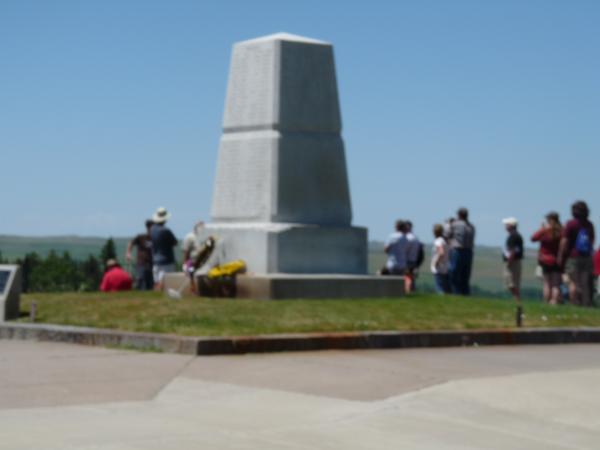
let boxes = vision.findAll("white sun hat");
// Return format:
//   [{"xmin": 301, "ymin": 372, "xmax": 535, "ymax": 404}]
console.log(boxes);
[
  {"xmin": 152, "ymin": 207, "xmax": 171, "ymax": 224},
  {"xmin": 502, "ymin": 217, "xmax": 518, "ymax": 226}
]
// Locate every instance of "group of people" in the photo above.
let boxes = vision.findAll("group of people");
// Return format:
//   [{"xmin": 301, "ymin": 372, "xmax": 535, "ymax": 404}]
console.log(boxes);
[
  {"xmin": 105, "ymin": 201, "xmax": 600, "ymax": 305},
  {"xmin": 382, "ymin": 201, "xmax": 600, "ymax": 307},
  {"xmin": 382, "ymin": 208, "xmax": 475, "ymax": 296},
  {"xmin": 100, "ymin": 207, "xmax": 178, "ymax": 292},
  {"xmin": 379, "ymin": 220, "xmax": 424, "ymax": 293},
  {"xmin": 101, "ymin": 207, "xmax": 224, "ymax": 294},
  {"xmin": 503, "ymin": 200, "xmax": 598, "ymax": 307}
]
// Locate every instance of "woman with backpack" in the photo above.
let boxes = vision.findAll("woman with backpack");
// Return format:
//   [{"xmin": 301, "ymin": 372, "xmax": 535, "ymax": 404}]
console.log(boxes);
[
  {"xmin": 531, "ymin": 212, "xmax": 563, "ymax": 304},
  {"xmin": 558, "ymin": 201, "xmax": 596, "ymax": 306}
]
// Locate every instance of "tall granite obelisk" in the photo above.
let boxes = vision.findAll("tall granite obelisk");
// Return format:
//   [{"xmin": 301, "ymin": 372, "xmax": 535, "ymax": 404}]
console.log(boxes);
[{"xmin": 205, "ymin": 33, "xmax": 367, "ymax": 275}]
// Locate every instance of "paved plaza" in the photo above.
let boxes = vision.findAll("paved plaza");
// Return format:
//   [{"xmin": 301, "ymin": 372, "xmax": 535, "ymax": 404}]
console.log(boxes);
[{"xmin": 1, "ymin": 340, "xmax": 600, "ymax": 449}]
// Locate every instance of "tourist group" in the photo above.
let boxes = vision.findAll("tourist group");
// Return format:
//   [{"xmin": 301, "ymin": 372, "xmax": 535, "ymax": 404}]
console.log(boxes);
[
  {"xmin": 101, "ymin": 207, "xmax": 242, "ymax": 296},
  {"xmin": 104, "ymin": 202, "xmax": 600, "ymax": 306},
  {"xmin": 100, "ymin": 207, "xmax": 177, "ymax": 292},
  {"xmin": 382, "ymin": 201, "xmax": 600, "ymax": 307}
]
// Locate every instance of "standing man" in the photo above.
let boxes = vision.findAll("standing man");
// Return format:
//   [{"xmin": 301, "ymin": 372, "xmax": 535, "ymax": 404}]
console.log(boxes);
[
  {"xmin": 558, "ymin": 201, "xmax": 595, "ymax": 306},
  {"xmin": 405, "ymin": 221, "xmax": 423, "ymax": 293},
  {"xmin": 150, "ymin": 207, "xmax": 178, "ymax": 291},
  {"xmin": 381, "ymin": 220, "xmax": 408, "ymax": 277},
  {"xmin": 126, "ymin": 219, "xmax": 154, "ymax": 290},
  {"xmin": 446, "ymin": 208, "xmax": 476, "ymax": 296},
  {"xmin": 502, "ymin": 217, "xmax": 524, "ymax": 302}
]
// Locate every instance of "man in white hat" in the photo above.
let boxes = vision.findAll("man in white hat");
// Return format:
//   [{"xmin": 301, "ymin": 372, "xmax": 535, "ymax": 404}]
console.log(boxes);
[
  {"xmin": 502, "ymin": 217, "xmax": 524, "ymax": 302},
  {"xmin": 150, "ymin": 207, "xmax": 178, "ymax": 290}
]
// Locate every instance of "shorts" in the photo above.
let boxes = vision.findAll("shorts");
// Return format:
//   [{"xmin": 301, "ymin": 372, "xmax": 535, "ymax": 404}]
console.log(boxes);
[
  {"xmin": 543, "ymin": 270, "xmax": 562, "ymax": 288},
  {"xmin": 153, "ymin": 263, "xmax": 175, "ymax": 284},
  {"xmin": 381, "ymin": 266, "xmax": 405, "ymax": 276},
  {"xmin": 504, "ymin": 260, "xmax": 522, "ymax": 290},
  {"xmin": 565, "ymin": 256, "xmax": 594, "ymax": 278},
  {"xmin": 540, "ymin": 263, "xmax": 561, "ymax": 275}
]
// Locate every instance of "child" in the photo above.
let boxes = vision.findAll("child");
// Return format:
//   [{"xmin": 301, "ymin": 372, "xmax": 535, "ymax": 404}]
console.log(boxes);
[{"xmin": 431, "ymin": 224, "xmax": 450, "ymax": 294}]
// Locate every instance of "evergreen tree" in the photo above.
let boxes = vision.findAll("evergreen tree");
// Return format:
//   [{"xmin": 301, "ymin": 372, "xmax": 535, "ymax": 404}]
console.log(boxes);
[
  {"xmin": 17, "ymin": 252, "xmax": 41, "ymax": 293},
  {"xmin": 28, "ymin": 250, "xmax": 80, "ymax": 292},
  {"xmin": 60, "ymin": 251, "xmax": 82, "ymax": 290},
  {"xmin": 7, "ymin": 239, "xmax": 127, "ymax": 293},
  {"xmin": 100, "ymin": 238, "xmax": 117, "ymax": 265},
  {"xmin": 80, "ymin": 255, "xmax": 102, "ymax": 291},
  {"xmin": 17, "ymin": 251, "xmax": 103, "ymax": 293}
]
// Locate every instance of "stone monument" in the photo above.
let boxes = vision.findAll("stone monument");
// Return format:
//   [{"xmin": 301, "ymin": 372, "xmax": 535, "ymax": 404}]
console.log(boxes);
[
  {"xmin": 0, "ymin": 265, "xmax": 21, "ymax": 321},
  {"xmin": 201, "ymin": 33, "xmax": 403, "ymax": 298}
]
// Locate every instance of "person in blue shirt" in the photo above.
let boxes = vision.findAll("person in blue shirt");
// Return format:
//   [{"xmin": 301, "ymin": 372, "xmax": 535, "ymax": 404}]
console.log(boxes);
[
  {"xmin": 381, "ymin": 220, "xmax": 408, "ymax": 276},
  {"xmin": 150, "ymin": 207, "xmax": 178, "ymax": 290}
]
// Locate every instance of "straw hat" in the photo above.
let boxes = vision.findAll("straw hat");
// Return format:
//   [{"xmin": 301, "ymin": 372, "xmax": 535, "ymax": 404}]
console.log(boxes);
[
  {"xmin": 502, "ymin": 217, "xmax": 518, "ymax": 226},
  {"xmin": 152, "ymin": 207, "xmax": 171, "ymax": 224}
]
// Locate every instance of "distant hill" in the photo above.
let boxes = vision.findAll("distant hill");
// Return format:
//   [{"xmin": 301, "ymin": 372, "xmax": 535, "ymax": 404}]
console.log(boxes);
[
  {"xmin": 0, "ymin": 235, "xmax": 131, "ymax": 261},
  {"xmin": 0, "ymin": 235, "xmax": 542, "ymax": 297}
]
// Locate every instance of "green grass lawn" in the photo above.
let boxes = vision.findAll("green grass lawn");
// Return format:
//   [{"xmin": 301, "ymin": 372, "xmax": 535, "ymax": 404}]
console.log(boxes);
[{"xmin": 18, "ymin": 292, "xmax": 600, "ymax": 337}]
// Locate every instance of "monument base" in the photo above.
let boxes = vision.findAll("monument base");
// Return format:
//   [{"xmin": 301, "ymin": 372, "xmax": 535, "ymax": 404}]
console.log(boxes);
[
  {"xmin": 200, "ymin": 222, "xmax": 367, "ymax": 275},
  {"xmin": 236, "ymin": 274, "xmax": 404, "ymax": 299},
  {"xmin": 163, "ymin": 272, "xmax": 404, "ymax": 300}
]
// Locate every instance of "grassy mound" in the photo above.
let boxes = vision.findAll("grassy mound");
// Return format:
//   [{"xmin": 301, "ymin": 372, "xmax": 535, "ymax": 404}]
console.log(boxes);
[{"xmin": 17, "ymin": 292, "xmax": 600, "ymax": 337}]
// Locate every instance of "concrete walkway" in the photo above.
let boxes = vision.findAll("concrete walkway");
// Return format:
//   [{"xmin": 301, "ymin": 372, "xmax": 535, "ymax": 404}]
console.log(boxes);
[{"xmin": 1, "ymin": 341, "xmax": 600, "ymax": 448}]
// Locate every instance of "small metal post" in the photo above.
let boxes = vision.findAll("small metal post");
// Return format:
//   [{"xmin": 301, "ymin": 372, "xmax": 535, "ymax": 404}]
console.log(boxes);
[
  {"xmin": 30, "ymin": 301, "xmax": 37, "ymax": 322},
  {"xmin": 516, "ymin": 305, "xmax": 523, "ymax": 328}
]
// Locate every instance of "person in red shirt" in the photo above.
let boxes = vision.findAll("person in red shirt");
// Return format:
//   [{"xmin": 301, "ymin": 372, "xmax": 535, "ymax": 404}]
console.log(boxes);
[
  {"xmin": 531, "ymin": 212, "xmax": 563, "ymax": 304},
  {"xmin": 100, "ymin": 259, "xmax": 133, "ymax": 292}
]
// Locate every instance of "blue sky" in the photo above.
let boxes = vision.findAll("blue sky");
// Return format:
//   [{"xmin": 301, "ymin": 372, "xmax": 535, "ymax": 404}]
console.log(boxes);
[{"xmin": 1, "ymin": 0, "xmax": 599, "ymax": 245}]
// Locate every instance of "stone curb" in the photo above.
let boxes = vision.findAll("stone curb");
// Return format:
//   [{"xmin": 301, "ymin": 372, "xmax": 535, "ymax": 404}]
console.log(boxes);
[
  {"xmin": 0, "ymin": 323, "xmax": 199, "ymax": 354},
  {"xmin": 2, "ymin": 322, "xmax": 600, "ymax": 355}
]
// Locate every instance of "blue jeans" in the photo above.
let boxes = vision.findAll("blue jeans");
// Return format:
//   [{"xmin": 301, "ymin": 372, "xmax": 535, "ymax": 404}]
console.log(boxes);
[
  {"xmin": 434, "ymin": 273, "xmax": 450, "ymax": 294},
  {"xmin": 449, "ymin": 248, "xmax": 473, "ymax": 296},
  {"xmin": 135, "ymin": 266, "xmax": 154, "ymax": 290}
]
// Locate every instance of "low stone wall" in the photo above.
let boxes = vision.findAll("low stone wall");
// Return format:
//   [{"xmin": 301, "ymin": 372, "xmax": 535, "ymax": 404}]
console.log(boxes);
[
  {"xmin": 2, "ymin": 322, "xmax": 600, "ymax": 355},
  {"xmin": 236, "ymin": 274, "xmax": 405, "ymax": 299},
  {"xmin": 0, "ymin": 323, "xmax": 198, "ymax": 354}
]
